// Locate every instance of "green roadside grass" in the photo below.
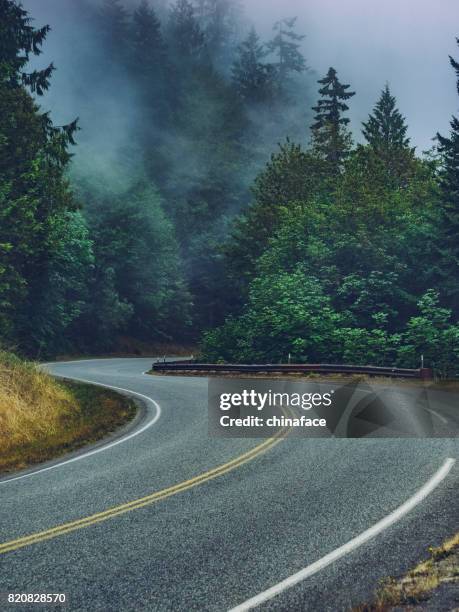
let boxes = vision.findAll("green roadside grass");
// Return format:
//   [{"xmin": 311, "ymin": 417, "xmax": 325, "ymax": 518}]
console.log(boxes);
[{"xmin": 0, "ymin": 351, "xmax": 136, "ymax": 475}]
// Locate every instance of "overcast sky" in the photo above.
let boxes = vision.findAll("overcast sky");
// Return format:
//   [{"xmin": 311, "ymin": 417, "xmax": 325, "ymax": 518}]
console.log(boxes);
[
  {"xmin": 23, "ymin": 0, "xmax": 459, "ymax": 152},
  {"xmin": 244, "ymin": 0, "xmax": 459, "ymax": 150}
]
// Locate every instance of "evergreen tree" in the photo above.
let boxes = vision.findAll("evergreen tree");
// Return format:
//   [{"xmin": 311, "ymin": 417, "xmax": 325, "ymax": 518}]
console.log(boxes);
[
  {"xmin": 267, "ymin": 17, "xmax": 306, "ymax": 97},
  {"xmin": 223, "ymin": 140, "xmax": 327, "ymax": 294},
  {"xmin": 231, "ymin": 27, "xmax": 273, "ymax": 104},
  {"xmin": 130, "ymin": 0, "xmax": 166, "ymax": 77},
  {"xmin": 26, "ymin": 212, "xmax": 94, "ymax": 356},
  {"xmin": 0, "ymin": 0, "xmax": 83, "ymax": 353},
  {"xmin": 129, "ymin": 1, "xmax": 170, "ymax": 180},
  {"xmin": 193, "ymin": 0, "xmax": 241, "ymax": 69},
  {"xmin": 97, "ymin": 0, "xmax": 130, "ymax": 61},
  {"xmin": 437, "ymin": 38, "xmax": 459, "ymax": 310},
  {"xmin": 362, "ymin": 84, "xmax": 415, "ymax": 184},
  {"xmin": 0, "ymin": 0, "xmax": 54, "ymax": 94},
  {"xmin": 311, "ymin": 67, "xmax": 355, "ymax": 170},
  {"xmin": 363, "ymin": 84, "xmax": 410, "ymax": 150},
  {"xmin": 168, "ymin": 0, "xmax": 206, "ymax": 62},
  {"xmin": 86, "ymin": 184, "xmax": 191, "ymax": 346}
]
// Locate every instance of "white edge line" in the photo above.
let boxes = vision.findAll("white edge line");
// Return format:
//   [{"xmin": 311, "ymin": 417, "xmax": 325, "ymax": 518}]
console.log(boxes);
[
  {"xmin": 229, "ymin": 456, "xmax": 456, "ymax": 612},
  {"xmin": 426, "ymin": 408, "xmax": 449, "ymax": 425},
  {"xmin": 0, "ymin": 375, "xmax": 161, "ymax": 486}
]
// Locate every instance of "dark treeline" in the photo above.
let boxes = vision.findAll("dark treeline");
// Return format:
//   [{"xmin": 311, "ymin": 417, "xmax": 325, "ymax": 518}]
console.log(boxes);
[
  {"xmin": 0, "ymin": 0, "xmax": 312, "ymax": 356},
  {"xmin": 1, "ymin": 0, "xmax": 458, "ymax": 375}
]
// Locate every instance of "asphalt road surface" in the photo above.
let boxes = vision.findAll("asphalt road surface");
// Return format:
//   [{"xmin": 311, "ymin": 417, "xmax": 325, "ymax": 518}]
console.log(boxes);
[{"xmin": 0, "ymin": 358, "xmax": 457, "ymax": 611}]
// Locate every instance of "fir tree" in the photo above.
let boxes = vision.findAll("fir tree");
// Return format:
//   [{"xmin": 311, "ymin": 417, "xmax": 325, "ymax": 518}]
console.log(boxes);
[
  {"xmin": 98, "ymin": 0, "xmax": 130, "ymax": 61},
  {"xmin": 0, "ymin": 0, "xmax": 54, "ymax": 94},
  {"xmin": 223, "ymin": 140, "xmax": 327, "ymax": 291},
  {"xmin": 130, "ymin": 0, "xmax": 166, "ymax": 79},
  {"xmin": 0, "ymin": 0, "xmax": 82, "ymax": 351},
  {"xmin": 130, "ymin": 1, "xmax": 170, "ymax": 161},
  {"xmin": 363, "ymin": 84, "xmax": 410, "ymax": 150},
  {"xmin": 193, "ymin": 0, "xmax": 241, "ymax": 70},
  {"xmin": 267, "ymin": 17, "xmax": 306, "ymax": 97},
  {"xmin": 231, "ymin": 27, "xmax": 273, "ymax": 104},
  {"xmin": 168, "ymin": 0, "xmax": 206, "ymax": 61},
  {"xmin": 437, "ymin": 38, "xmax": 459, "ymax": 308},
  {"xmin": 362, "ymin": 84, "xmax": 415, "ymax": 185},
  {"xmin": 311, "ymin": 67, "xmax": 355, "ymax": 170}
]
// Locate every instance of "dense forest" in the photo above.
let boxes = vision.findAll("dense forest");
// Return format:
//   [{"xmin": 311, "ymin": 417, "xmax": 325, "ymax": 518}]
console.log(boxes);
[{"xmin": 1, "ymin": 0, "xmax": 458, "ymax": 376}]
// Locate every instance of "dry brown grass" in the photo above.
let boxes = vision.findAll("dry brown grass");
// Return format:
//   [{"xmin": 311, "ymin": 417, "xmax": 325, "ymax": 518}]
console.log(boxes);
[
  {"xmin": 0, "ymin": 351, "xmax": 136, "ymax": 474},
  {"xmin": 354, "ymin": 532, "xmax": 459, "ymax": 611},
  {"xmin": 0, "ymin": 352, "xmax": 76, "ymax": 450}
]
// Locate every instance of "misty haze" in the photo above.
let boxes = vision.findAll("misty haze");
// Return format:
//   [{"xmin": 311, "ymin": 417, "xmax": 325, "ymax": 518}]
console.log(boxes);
[{"xmin": 1, "ymin": 0, "xmax": 459, "ymax": 379}]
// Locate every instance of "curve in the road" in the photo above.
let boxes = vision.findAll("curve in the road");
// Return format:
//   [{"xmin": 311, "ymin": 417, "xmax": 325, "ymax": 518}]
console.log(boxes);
[
  {"xmin": 0, "ymin": 377, "xmax": 162, "ymax": 486},
  {"xmin": 1, "ymin": 358, "xmax": 456, "ymax": 612},
  {"xmin": 0, "ymin": 431, "xmax": 285, "ymax": 555}
]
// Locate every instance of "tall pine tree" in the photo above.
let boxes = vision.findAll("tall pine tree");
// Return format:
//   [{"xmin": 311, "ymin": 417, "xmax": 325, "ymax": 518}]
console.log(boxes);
[
  {"xmin": 168, "ymin": 0, "xmax": 206, "ymax": 62},
  {"xmin": 363, "ymin": 84, "xmax": 409, "ymax": 150},
  {"xmin": 194, "ymin": 0, "xmax": 240, "ymax": 70},
  {"xmin": 0, "ymin": 0, "xmax": 54, "ymax": 94},
  {"xmin": 311, "ymin": 67, "xmax": 355, "ymax": 171},
  {"xmin": 130, "ymin": 0, "xmax": 166, "ymax": 78},
  {"xmin": 437, "ymin": 38, "xmax": 459, "ymax": 310},
  {"xmin": 129, "ymin": 0, "xmax": 170, "ymax": 181},
  {"xmin": 267, "ymin": 17, "xmax": 306, "ymax": 98},
  {"xmin": 97, "ymin": 0, "xmax": 130, "ymax": 63},
  {"xmin": 362, "ymin": 84, "xmax": 415, "ymax": 184},
  {"xmin": 231, "ymin": 27, "xmax": 273, "ymax": 104},
  {"xmin": 0, "ymin": 0, "xmax": 84, "ymax": 353}
]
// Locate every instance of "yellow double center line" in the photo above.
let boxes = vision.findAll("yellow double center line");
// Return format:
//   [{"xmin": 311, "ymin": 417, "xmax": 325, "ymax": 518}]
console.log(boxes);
[{"xmin": 0, "ymin": 430, "xmax": 287, "ymax": 555}]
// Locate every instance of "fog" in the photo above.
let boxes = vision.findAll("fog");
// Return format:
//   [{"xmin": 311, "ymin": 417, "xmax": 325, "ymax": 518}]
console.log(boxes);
[
  {"xmin": 23, "ymin": 0, "xmax": 459, "ymax": 152},
  {"xmin": 6, "ymin": 0, "xmax": 459, "ymax": 354},
  {"xmin": 244, "ymin": 0, "xmax": 459, "ymax": 150}
]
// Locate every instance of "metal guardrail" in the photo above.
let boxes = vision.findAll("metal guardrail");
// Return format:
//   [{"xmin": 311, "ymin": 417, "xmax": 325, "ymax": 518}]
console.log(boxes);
[{"xmin": 151, "ymin": 361, "xmax": 433, "ymax": 379}]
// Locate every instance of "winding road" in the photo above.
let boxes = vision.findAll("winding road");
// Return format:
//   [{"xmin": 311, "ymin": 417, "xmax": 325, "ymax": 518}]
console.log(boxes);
[{"xmin": 0, "ymin": 358, "xmax": 457, "ymax": 611}]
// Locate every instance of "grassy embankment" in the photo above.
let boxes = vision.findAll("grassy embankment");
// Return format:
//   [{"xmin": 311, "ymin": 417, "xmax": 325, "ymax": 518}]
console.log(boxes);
[
  {"xmin": 354, "ymin": 532, "xmax": 459, "ymax": 610},
  {"xmin": 0, "ymin": 351, "xmax": 136, "ymax": 474}
]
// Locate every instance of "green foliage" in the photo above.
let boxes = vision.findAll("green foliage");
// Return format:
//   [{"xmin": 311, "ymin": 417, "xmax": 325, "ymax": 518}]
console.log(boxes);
[
  {"xmin": 362, "ymin": 84, "xmax": 416, "ymax": 186},
  {"xmin": 224, "ymin": 140, "xmax": 327, "ymax": 291},
  {"xmin": 0, "ymin": 0, "xmax": 53, "ymax": 93},
  {"xmin": 397, "ymin": 290, "xmax": 459, "ymax": 378},
  {"xmin": 82, "ymin": 184, "xmax": 191, "ymax": 350},
  {"xmin": 363, "ymin": 84, "xmax": 410, "ymax": 150},
  {"xmin": 436, "ymin": 38, "xmax": 459, "ymax": 309},
  {"xmin": 0, "ymin": 1, "xmax": 82, "ymax": 355},
  {"xmin": 211, "ymin": 89, "xmax": 458, "ymax": 375},
  {"xmin": 22, "ymin": 212, "xmax": 94, "ymax": 356},
  {"xmin": 202, "ymin": 269, "xmax": 342, "ymax": 363}
]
